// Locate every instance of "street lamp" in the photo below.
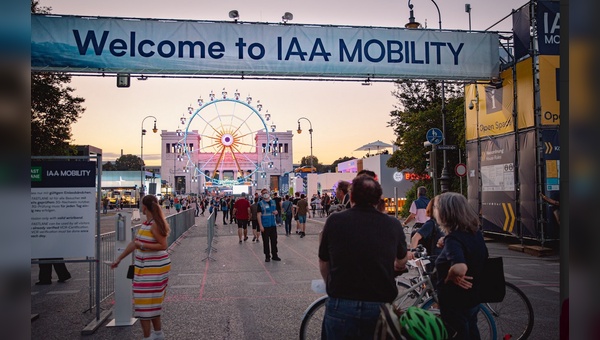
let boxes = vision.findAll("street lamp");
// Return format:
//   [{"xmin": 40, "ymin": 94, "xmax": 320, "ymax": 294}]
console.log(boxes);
[
  {"xmin": 297, "ymin": 117, "xmax": 314, "ymax": 173},
  {"xmin": 140, "ymin": 116, "xmax": 158, "ymax": 206},
  {"xmin": 405, "ymin": 0, "xmax": 450, "ymax": 192}
]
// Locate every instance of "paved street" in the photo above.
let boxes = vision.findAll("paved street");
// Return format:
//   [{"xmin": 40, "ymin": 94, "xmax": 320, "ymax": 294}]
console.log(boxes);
[{"xmin": 31, "ymin": 213, "xmax": 560, "ymax": 339}]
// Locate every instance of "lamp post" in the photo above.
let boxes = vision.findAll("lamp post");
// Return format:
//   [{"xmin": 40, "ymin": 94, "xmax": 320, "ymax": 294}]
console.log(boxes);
[
  {"xmin": 465, "ymin": 4, "xmax": 472, "ymax": 31},
  {"xmin": 405, "ymin": 0, "xmax": 450, "ymax": 192},
  {"xmin": 297, "ymin": 117, "xmax": 314, "ymax": 173},
  {"xmin": 140, "ymin": 116, "xmax": 157, "ymax": 207}
]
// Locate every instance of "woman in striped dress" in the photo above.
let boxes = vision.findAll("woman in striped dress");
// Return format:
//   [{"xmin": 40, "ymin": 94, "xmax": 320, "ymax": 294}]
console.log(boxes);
[{"xmin": 112, "ymin": 195, "xmax": 171, "ymax": 340}]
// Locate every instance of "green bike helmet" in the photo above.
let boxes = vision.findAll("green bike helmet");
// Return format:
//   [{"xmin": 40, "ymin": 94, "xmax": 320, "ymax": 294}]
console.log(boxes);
[{"xmin": 399, "ymin": 306, "xmax": 448, "ymax": 340}]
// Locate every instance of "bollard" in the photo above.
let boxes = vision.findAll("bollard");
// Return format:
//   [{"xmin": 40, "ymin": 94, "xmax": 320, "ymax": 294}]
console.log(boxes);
[{"xmin": 106, "ymin": 212, "xmax": 137, "ymax": 327}]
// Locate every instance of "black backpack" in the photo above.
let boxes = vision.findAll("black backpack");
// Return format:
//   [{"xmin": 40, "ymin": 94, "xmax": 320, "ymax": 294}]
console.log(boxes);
[{"xmin": 417, "ymin": 219, "xmax": 439, "ymax": 256}]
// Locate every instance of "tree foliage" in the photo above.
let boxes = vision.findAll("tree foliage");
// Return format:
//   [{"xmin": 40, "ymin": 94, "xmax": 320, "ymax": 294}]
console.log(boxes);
[
  {"xmin": 102, "ymin": 161, "xmax": 117, "ymax": 171},
  {"xmin": 321, "ymin": 156, "xmax": 356, "ymax": 173},
  {"xmin": 387, "ymin": 79, "xmax": 466, "ymax": 196},
  {"xmin": 115, "ymin": 154, "xmax": 144, "ymax": 170},
  {"xmin": 31, "ymin": 1, "xmax": 86, "ymax": 156},
  {"xmin": 300, "ymin": 155, "xmax": 323, "ymax": 172}
]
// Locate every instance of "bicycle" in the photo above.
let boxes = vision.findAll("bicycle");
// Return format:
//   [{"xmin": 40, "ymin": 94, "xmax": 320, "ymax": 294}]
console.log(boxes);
[
  {"xmin": 483, "ymin": 281, "xmax": 534, "ymax": 339},
  {"xmin": 299, "ymin": 246, "xmax": 496, "ymax": 339},
  {"xmin": 395, "ymin": 246, "xmax": 534, "ymax": 339},
  {"xmin": 317, "ymin": 205, "xmax": 325, "ymax": 218}
]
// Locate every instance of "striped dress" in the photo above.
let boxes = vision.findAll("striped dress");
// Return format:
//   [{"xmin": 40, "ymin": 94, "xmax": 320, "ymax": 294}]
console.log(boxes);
[{"xmin": 133, "ymin": 219, "xmax": 171, "ymax": 319}]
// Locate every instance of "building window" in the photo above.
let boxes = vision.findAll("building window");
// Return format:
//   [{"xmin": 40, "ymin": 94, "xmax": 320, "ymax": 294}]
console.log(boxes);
[
  {"xmin": 222, "ymin": 170, "xmax": 234, "ymax": 181},
  {"xmin": 189, "ymin": 143, "xmax": 194, "ymax": 152},
  {"xmin": 166, "ymin": 143, "xmax": 171, "ymax": 153},
  {"xmin": 284, "ymin": 143, "xmax": 289, "ymax": 153}
]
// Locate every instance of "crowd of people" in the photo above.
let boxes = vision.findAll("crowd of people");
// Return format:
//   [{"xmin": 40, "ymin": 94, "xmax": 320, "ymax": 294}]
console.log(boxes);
[{"xmin": 98, "ymin": 170, "xmax": 491, "ymax": 339}]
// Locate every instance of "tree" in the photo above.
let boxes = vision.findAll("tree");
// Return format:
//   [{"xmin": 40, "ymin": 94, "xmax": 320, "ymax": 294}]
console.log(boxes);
[
  {"xmin": 300, "ymin": 155, "xmax": 324, "ymax": 172},
  {"xmin": 387, "ymin": 79, "xmax": 466, "ymax": 196},
  {"xmin": 115, "ymin": 154, "xmax": 144, "ymax": 171},
  {"xmin": 102, "ymin": 161, "xmax": 117, "ymax": 171},
  {"xmin": 321, "ymin": 156, "xmax": 356, "ymax": 173},
  {"xmin": 31, "ymin": 1, "xmax": 86, "ymax": 156}
]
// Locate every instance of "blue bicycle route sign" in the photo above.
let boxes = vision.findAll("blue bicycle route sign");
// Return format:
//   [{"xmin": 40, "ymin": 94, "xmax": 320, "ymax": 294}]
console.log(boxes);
[{"xmin": 426, "ymin": 128, "xmax": 443, "ymax": 145}]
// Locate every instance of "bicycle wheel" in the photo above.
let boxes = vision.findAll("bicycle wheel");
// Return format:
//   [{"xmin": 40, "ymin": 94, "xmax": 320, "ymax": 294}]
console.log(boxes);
[
  {"xmin": 299, "ymin": 296, "xmax": 327, "ymax": 340},
  {"xmin": 485, "ymin": 281, "xmax": 534, "ymax": 340},
  {"xmin": 421, "ymin": 299, "xmax": 497, "ymax": 340}
]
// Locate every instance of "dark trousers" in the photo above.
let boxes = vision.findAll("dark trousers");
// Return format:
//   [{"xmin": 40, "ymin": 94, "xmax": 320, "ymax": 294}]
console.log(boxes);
[
  {"xmin": 284, "ymin": 212, "xmax": 293, "ymax": 234},
  {"xmin": 261, "ymin": 227, "xmax": 278, "ymax": 258},
  {"xmin": 222, "ymin": 210, "xmax": 229, "ymax": 223},
  {"xmin": 38, "ymin": 258, "xmax": 71, "ymax": 283},
  {"xmin": 440, "ymin": 304, "xmax": 481, "ymax": 340}
]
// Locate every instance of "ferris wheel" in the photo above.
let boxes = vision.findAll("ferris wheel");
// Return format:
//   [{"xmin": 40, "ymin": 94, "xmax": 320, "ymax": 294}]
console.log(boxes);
[{"xmin": 177, "ymin": 89, "xmax": 274, "ymax": 186}]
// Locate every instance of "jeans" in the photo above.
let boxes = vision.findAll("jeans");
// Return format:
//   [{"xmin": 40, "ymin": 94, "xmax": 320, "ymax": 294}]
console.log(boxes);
[
  {"xmin": 440, "ymin": 304, "xmax": 481, "ymax": 340},
  {"xmin": 322, "ymin": 297, "xmax": 382, "ymax": 340},
  {"xmin": 284, "ymin": 212, "xmax": 292, "ymax": 234}
]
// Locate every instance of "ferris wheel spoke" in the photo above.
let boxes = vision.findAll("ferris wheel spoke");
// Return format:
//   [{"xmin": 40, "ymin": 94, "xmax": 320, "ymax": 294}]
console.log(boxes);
[
  {"xmin": 228, "ymin": 146, "xmax": 245, "ymax": 175},
  {"xmin": 236, "ymin": 127, "xmax": 267, "ymax": 140},
  {"xmin": 199, "ymin": 141, "xmax": 222, "ymax": 151},
  {"xmin": 231, "ymin": 111, "xmax": 255, "ymax": 136},
  {"xmin": 229, "ymin": 102, "xmax": 238, "ymax": 127},
  {"xmin": 213, "ymin": 104, "xmax": 227, "ymax": 131},
  {"xmin": 197, "ymin": 145, "xmax": 224, "ymax": 171},
  {"xmin": 232, "ymin": 141, "xmax": 256, "ymax": 149},
  {"xmin": 231, "ymin": 144, "xmax": 260, "ymax": 166},
  {"xmin": 195, "ymin": 114, "xmax": 222, "ymax": 136},
  {"xmin": 212, "ymin": 147, "xmax": 227, "ymax": 177}
]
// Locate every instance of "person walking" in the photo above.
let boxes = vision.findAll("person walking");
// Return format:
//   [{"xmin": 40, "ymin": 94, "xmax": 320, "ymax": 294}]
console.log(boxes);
[
  {"xmin": 250, "ymin": 197, "xmax": 260, "ymax": 242},
  {"xmin": 319, "ymin": 175, "xmax": 407, "ymax": 339},
  {"xmin": 322, "ymin": 193, "xmax": 331, "ymax": 217},
  {"xmin": 211, "ymin": 197, "xmax": 219, "ymax": 224},
  {"xmin": 273, "ymin": 192, "xmax": 283, "ymax": 226},
  {"xmin": 35, "ymin": 259, "xmax": 71, "ymax": 285},
  {"xmin": 102, "ymin": 196, "xmax": 109, "ymax": 214},
  {"xmin": 296, "ymin": 193, "xmax": 309, "ymax": 238},
  {"xmin": 281, "ymin": 194, "xmax": 293, "ymax": 236},
  {"xmin": 200, "ymin": 198, "xmax": 206, "ymax": 216},
  {"xmin": 221, "ymin": 197, "xmax": 229, "ymax": 225},
  {"xmin": 111, "ymin": 195, "xmax": 171, "ymax": 340},
  {"xmin": 194, "ymin": 198, "xmax": 200, "ymax": 217},
  {"xmin": 433, "ymin": 192, "xmax": 488, "ymax": 340},
  {"xmin": 164, "ymin": 196, "xmax": 170, "ymax": 213},
  {"xmin": 174, "ymin": 197, "xmax": 181, "ymax": 213},
  {"xmin": 233, "ymin": 192, "xmax": 251, "ymax": 243},
  {"xmin": 402, "ymin": 186, "xmax": 430, "ymax": 232},
  {"xmin": 229, "ymin": 196, "xmax": 236, "ymax": 224},
  {"xmin": 257, "ymin": 188, "xmax": 280, "ymax": 262},
  {"xmin": 292, "ymin": 192, "xmax": 301, "ymax": 234}
]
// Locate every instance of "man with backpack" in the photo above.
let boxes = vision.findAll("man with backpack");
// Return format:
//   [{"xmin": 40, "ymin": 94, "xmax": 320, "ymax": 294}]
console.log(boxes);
[
  {"xmin": 407, "ymin": 199, "xmax": 444, "ymax": 264},
  {"xmin": 403, "ymin": 186, "xmax": 430, "ymax": 232},
  {"xmin": 281, "ymin": 195, "xmax": 293, "ymax": 236}
]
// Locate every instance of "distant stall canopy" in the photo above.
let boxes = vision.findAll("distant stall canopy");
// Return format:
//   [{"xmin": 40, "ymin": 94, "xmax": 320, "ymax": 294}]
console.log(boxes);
[{"xmin": 32, "ymin": 14, "xmax": 501, "ymax": 81}]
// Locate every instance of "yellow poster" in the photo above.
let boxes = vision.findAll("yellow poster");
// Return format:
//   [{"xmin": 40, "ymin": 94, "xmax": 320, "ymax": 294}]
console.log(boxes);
[
  {"xmin": 465, "ymin": 59, "xmax": 535, "ymax": 140},
  {"xmin": 539, "ymin": 55, "xmax": 560, "ymax": 125}
]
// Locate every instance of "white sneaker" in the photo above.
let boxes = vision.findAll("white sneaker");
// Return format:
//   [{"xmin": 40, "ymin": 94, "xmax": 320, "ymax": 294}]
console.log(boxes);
[{"xmin": 152, "ymin": 331, "xmax": 165, "ymax": 340}]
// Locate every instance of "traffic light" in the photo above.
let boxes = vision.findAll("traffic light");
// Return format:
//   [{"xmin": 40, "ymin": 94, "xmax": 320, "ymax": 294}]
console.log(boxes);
[{"xmin": 425, "ymin": 151, "xmax": 432, "ymax": 172}]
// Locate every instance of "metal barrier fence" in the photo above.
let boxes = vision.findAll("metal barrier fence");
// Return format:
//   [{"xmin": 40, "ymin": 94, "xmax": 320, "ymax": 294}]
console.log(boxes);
[
  {"xmin": 202, "ymin": 211, "xmax": 217, "ymax": 261},
  {"xmin": 88, "ymin": 209, "xmax": 196, "ymax": 318}
]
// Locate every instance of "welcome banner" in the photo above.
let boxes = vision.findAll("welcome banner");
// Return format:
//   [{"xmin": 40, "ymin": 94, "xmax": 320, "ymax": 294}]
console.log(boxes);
[{"xmin": 32, "ymin": 14, "xmax": 499, "ymax": 80}]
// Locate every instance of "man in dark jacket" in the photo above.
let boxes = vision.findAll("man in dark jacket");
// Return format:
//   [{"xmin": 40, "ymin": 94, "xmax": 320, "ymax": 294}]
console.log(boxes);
[{"xmin": 319, "ymin": 175, "xmax": 407, "ymax": 339}]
